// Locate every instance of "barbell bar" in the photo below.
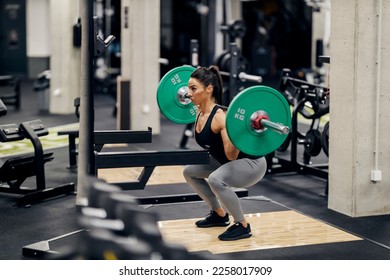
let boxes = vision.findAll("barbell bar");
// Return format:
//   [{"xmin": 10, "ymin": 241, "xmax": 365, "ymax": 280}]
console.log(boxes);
[
  {"xmin": 156, "ymin": 66, "xmax": 291, "ymax": 156},
  {"xmin": 219, "ymin": 71, "xmax": 263, "ymax": 83}
]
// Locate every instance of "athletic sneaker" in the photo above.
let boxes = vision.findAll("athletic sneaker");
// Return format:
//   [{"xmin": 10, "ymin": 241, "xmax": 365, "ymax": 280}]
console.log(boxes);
[
  {"xmin": 195, "ymin": 211, "xmax": 230, "ymax": 228},
  {"xmin": 218, "ymin": 222, "xmax": 252, "ymax": 241}
]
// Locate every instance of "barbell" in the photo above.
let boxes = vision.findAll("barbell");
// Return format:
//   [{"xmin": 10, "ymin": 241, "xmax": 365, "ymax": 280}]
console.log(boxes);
[{"xmin": 156, "ymin": 66, "xmax": 291, "ymax": 156}]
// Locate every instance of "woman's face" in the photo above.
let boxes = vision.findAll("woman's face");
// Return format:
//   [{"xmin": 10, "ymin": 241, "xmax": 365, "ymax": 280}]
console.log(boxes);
[{"xmin": 187, "ymin": 77, "xmax": 211, "ymax": 105}]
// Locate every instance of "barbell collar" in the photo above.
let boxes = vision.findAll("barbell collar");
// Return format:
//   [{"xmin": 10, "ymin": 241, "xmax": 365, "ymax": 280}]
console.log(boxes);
[{"xmin": 177, "ymin": 87, "xmax": 191, "ymax": 105}]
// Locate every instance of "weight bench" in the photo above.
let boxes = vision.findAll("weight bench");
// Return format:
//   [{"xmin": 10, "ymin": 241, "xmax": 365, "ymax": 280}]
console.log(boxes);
[
  {"xmin": 0, "ymin": 120, "xmax": 75, "ymax": 206},
  {"xmin": 0, "ymin": 152, "xmax": 54, "ymax": 190}
]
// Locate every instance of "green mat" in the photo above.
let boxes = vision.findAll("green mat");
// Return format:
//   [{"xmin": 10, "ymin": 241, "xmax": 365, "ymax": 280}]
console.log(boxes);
[{"xmin": 0, "ymin": 123, "xmax": 79, "ymax": 158}]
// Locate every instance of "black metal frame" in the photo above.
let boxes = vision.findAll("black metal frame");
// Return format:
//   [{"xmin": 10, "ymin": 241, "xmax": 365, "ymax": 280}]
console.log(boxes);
[
  {"xmin": 266, "ymin": 73, "xmax": 329, "ymax": 195},
  {"xmin": 94, "ymin": 149, "xmax": 210, "ymax": 190},
  {"xmin": 266, "ymin": 102, "xmax": 329, "ymax": 180},
  {"xmin": 178, "ymin": 39, "xmax": 199, "ymax": 149},
  {"xmin": 58, "ymin": 127, "xmax": 153, "ymax": 169}
]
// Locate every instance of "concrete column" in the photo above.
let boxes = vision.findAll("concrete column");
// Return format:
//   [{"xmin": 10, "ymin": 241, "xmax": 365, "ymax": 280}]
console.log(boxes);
[
  {"xmin": 329, "ymin": 0, "xmax": 390, "ymax": 216},
  {"xmin": 120, "ymin": 0, "xmax": 160, "ymax": 134},
  {"xmin": 49, "ymin": 0, "xmax": 80, "ymax": 114},
  {"xmin": 26, "ymin": 0, "xmax": 50, "ymax": 78}
]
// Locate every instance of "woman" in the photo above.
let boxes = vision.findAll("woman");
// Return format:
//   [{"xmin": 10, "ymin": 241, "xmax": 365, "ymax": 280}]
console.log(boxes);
[{"xmin": 183, "ymin": 66, "xmax": 267, "ymax": 241}]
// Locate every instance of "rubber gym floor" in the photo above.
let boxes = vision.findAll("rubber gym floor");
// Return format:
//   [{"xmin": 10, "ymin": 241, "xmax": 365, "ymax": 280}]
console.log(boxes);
[{"xmin": 1, "ymin": 79, "xmax": 390, "ymax": 260}]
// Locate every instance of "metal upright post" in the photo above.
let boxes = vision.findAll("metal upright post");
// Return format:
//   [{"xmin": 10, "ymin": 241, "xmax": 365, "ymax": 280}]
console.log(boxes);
[
  {"xmin": 178, "ymin": 39, "xmax": 198, "ymax": 149},
  {"xmin": 228, "ymin": 42, "xmax": 239, "ymax": 104},
  {"xmin": 77, "ymin": 0, "xmax": 95, "ymax": 205},
  {"xmin": 77, "ymin": 1, "xmax": 115, "ymax": 206}
]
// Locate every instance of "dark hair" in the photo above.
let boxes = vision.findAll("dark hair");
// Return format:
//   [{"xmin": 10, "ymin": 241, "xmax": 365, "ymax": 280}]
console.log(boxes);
[{"xmin": 190, "ymin": 65, "xmax": 223, "ymax": 104}]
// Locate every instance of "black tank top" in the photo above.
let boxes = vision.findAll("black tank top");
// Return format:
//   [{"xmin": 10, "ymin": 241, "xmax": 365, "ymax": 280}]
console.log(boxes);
[
  {"xmin": 195, "ymin": 105, "xmax": 229, "ymax": 164},
  {"xmin": 195, "ymin": 105, "xmax": 260, "ymax": 164}
]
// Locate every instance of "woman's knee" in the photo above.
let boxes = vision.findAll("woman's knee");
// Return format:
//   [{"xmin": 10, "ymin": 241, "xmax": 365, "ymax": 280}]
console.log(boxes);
[
  {"xmin": 182, "ymin": 165, "xmax": 193, "ymax": 179},
  {"xmin": 208, "ymin": 172, "xmax": 225, "ymax": 191},
  {"xmin": 183, "ymin": 164, "xmax": 202, "ymax": 180}
]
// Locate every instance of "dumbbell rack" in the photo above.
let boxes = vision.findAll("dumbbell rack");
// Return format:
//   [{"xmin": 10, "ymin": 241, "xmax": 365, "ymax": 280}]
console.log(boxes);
[{"xmin": 22, "ymin": 177, "xmax": 214, "ymax": 260}]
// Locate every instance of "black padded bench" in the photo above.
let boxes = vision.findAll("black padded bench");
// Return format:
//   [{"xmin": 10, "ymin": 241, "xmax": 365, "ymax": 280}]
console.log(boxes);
[
  {"xmin": 0, "ymin": 153, "xmax": 54, "ymax": 191},
  {"xmin": 0, "ymin": 120, "xmax": 75, "ymax": 206}
]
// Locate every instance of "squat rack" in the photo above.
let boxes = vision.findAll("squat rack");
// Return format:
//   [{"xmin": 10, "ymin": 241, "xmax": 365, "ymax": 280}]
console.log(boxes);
[{"xmin": 76, "ymin": 1, "xmax": 245, "ymax": 206}]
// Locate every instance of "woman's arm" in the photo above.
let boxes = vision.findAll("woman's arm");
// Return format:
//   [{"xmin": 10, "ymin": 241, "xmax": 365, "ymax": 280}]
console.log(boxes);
[{"xmin": 213, "ymin": 109, "xmax": 240, "ymax": 160}]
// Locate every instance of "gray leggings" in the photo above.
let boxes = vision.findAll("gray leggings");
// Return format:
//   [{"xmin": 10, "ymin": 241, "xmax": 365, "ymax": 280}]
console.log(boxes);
[{"xmin": 183, "ymin": 156, "xmax": 267, "ymax": 223}]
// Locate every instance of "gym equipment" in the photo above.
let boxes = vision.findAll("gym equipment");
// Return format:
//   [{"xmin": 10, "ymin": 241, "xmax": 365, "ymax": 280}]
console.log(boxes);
[
  {"xmin": 178, "ymin": 39, "xmax": 199, "ymax": 149},
  {"xmin": 0, "ymin": 119, "xmax": 75, "ymax": 206},
  {"xmin": 98, "ymin": 192, "xmax": 139, "ymax": 219},
  {"xmin": 95, "ymin": 149, "xmax": 209, "ymax": 189},
  {"xmin": 80, "ymin": 190, "xmax": 202, "ymax": 260},
  {"xmin": 72, "ymin": 15, "xmax": 225, "ymax": 206},
  {"xmin": 220, "ymin": 19, "xmax": 247, "ymax": 42},
  {"xmin": 115, "ymin": 202, "xmax": 196, "ymax": 259},
  {"xmin": 58, "ymin": 127, "xmax": 153, "ymax": 169},
  {"xmin": 226, "ymin": 86, "xmax": 290, "ymax": 156},
  {"xmin": 321, "ymin": 121, "xmax": 329, "ymax": 157},
  {"xmin": 156, "ymin": 65, "xmax": 197, "ymax": 124},
  {"xmin": 265, "ymin": 71, "xmax": 329, "ymax": 195},
  {"xmin": 178, "ymin": 41, "xmax": 263, "ymax": 149},
  {"xmin": 24, "ymin": 175, "xmax": 210, "ymax": 260},
  {"xmin": 92, "ymin": 133, "xmax": 246, "ymax": 205},
  {"xmin": 216, "ymin": 51, "xmax": 251, "ymax": 76},
  {"xmin": 157, "ymin": 66, "xmax": 291, "ymax": 156},
  {"xmin": 85, "ymin": 178, "xmax": 122, "ymax": 209},
  {"xmin": 277, "ymin": 70, "xmax": 330, "ymax": 159},
  {"xmin": 221, "ymin": 43, "xmax": 262, "ymax": 105},
  {"xmin": 304, "ymin": 129, "xmax": 322, "ymax": 157},
  {"xmin": 57, "ymin": 129, "xmax": 79, "ymax": 169},
  {"xmin": 80, "ymin": 228, "xmax": 153, "ymax": 260}
]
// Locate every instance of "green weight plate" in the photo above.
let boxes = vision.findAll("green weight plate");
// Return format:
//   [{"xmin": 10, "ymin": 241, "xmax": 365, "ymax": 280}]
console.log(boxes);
[
  {"xmin": 226, "ymin": 86, "xmax": 291, "ymax": 156},
  {"xmin": 157, "ymin": 66, "xmax": 197, "ymax": 124}
]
